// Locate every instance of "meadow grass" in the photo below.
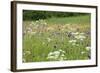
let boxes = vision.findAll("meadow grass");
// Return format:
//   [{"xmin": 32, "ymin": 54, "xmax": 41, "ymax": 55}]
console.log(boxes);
[
  {"xmin": 46, "ymin": 15, "xmax": 90, "ymax": 25},
  {"xmin": 23, "ymin": 15, "xmax": 91, "ymax": 62}
]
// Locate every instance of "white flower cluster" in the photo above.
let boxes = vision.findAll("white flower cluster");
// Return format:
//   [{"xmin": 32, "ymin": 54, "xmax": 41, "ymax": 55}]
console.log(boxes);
[
  {"xmin": 47, "ymin": 49, "xmax": 67, "ymax": 61},
  {"xmin": 24, "ymin": 19, "xmax": 48, "ymax": 36},
  {"xmin": 74, "ymin": 32, "xmax": 86, "ymax": 40},
  {"xmin": 81, "ymin": 46, "xmax": 91, "ymax": 55},
  {"xmin": 68, "ymin": 39, "xmax": 77, "ymax": 46},
  {"xmin": 68, "ymin": 32, "xmax": 86, "ymax": 46}
]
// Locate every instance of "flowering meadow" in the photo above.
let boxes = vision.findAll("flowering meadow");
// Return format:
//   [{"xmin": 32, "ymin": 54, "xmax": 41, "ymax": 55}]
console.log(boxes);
[{"xmin": 22, "ymin": 11, "xmax": 91, "ymax": 62}]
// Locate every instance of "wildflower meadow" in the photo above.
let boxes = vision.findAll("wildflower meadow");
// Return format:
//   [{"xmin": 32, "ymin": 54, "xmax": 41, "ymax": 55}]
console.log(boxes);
[{"xmin": 22, "ymin": 10, "xmax": 91, "ymax": 62}]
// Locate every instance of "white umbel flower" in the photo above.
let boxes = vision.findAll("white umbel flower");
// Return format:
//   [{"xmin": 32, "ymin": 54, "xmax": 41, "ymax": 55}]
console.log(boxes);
[{"xmin": 47, "ymin": 50, "xmax": 66, "ymax": 61}]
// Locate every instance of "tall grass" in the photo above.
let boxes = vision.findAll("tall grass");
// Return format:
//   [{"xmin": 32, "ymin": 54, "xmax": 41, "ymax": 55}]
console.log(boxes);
[{"xmin": 23, "ymin": 15, "xmax": 91, "ymax": 62}]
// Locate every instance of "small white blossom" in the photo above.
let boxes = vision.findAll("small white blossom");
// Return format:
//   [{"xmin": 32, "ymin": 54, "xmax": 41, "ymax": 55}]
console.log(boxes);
[
  {"xmin": 81, "ymin": 51, "xmax": 85, "ymax": 54},
  {"xmin": 72, "ymin": 32, "xmax": 79, "ymax": 35},
  {"xmin": 75, "ymin": 35, "xmax": 86, "ymax": 40},
  {"xmin": 53, "ymin": 51, "xmax": 60, "ymax": 55},
  {"xmin": 69, "ymin": 40, "xmax": 77, "ymax": 43},
  {"xmin": 80, "ymin": 38, "xmax": 84, "ymax": 41},
  {"xmin": 59, "ymin": 49, "xmax": 65, "ymax": 53},
  {"xmin": 86, "ymin": 46, "xmax": 91, "ymax": 51},
  {"xmin": 61, "ymin": 54, "xmax": 65, "ymax": 57}
]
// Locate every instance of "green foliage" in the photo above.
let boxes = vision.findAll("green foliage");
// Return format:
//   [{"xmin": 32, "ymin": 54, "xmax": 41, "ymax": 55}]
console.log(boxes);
[{"xmin": 23, "ymin": 10, "xmax": 90, "ymax": 21}]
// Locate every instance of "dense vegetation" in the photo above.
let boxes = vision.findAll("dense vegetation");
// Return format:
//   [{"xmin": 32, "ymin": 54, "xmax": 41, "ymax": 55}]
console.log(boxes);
[
  {"xmin": 23, "ymin": 10, "xmax": 89, "ymax": 21},
  {"xmin": 22, "ymin": 10, "xmax": 91, "ymax": 62}
]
